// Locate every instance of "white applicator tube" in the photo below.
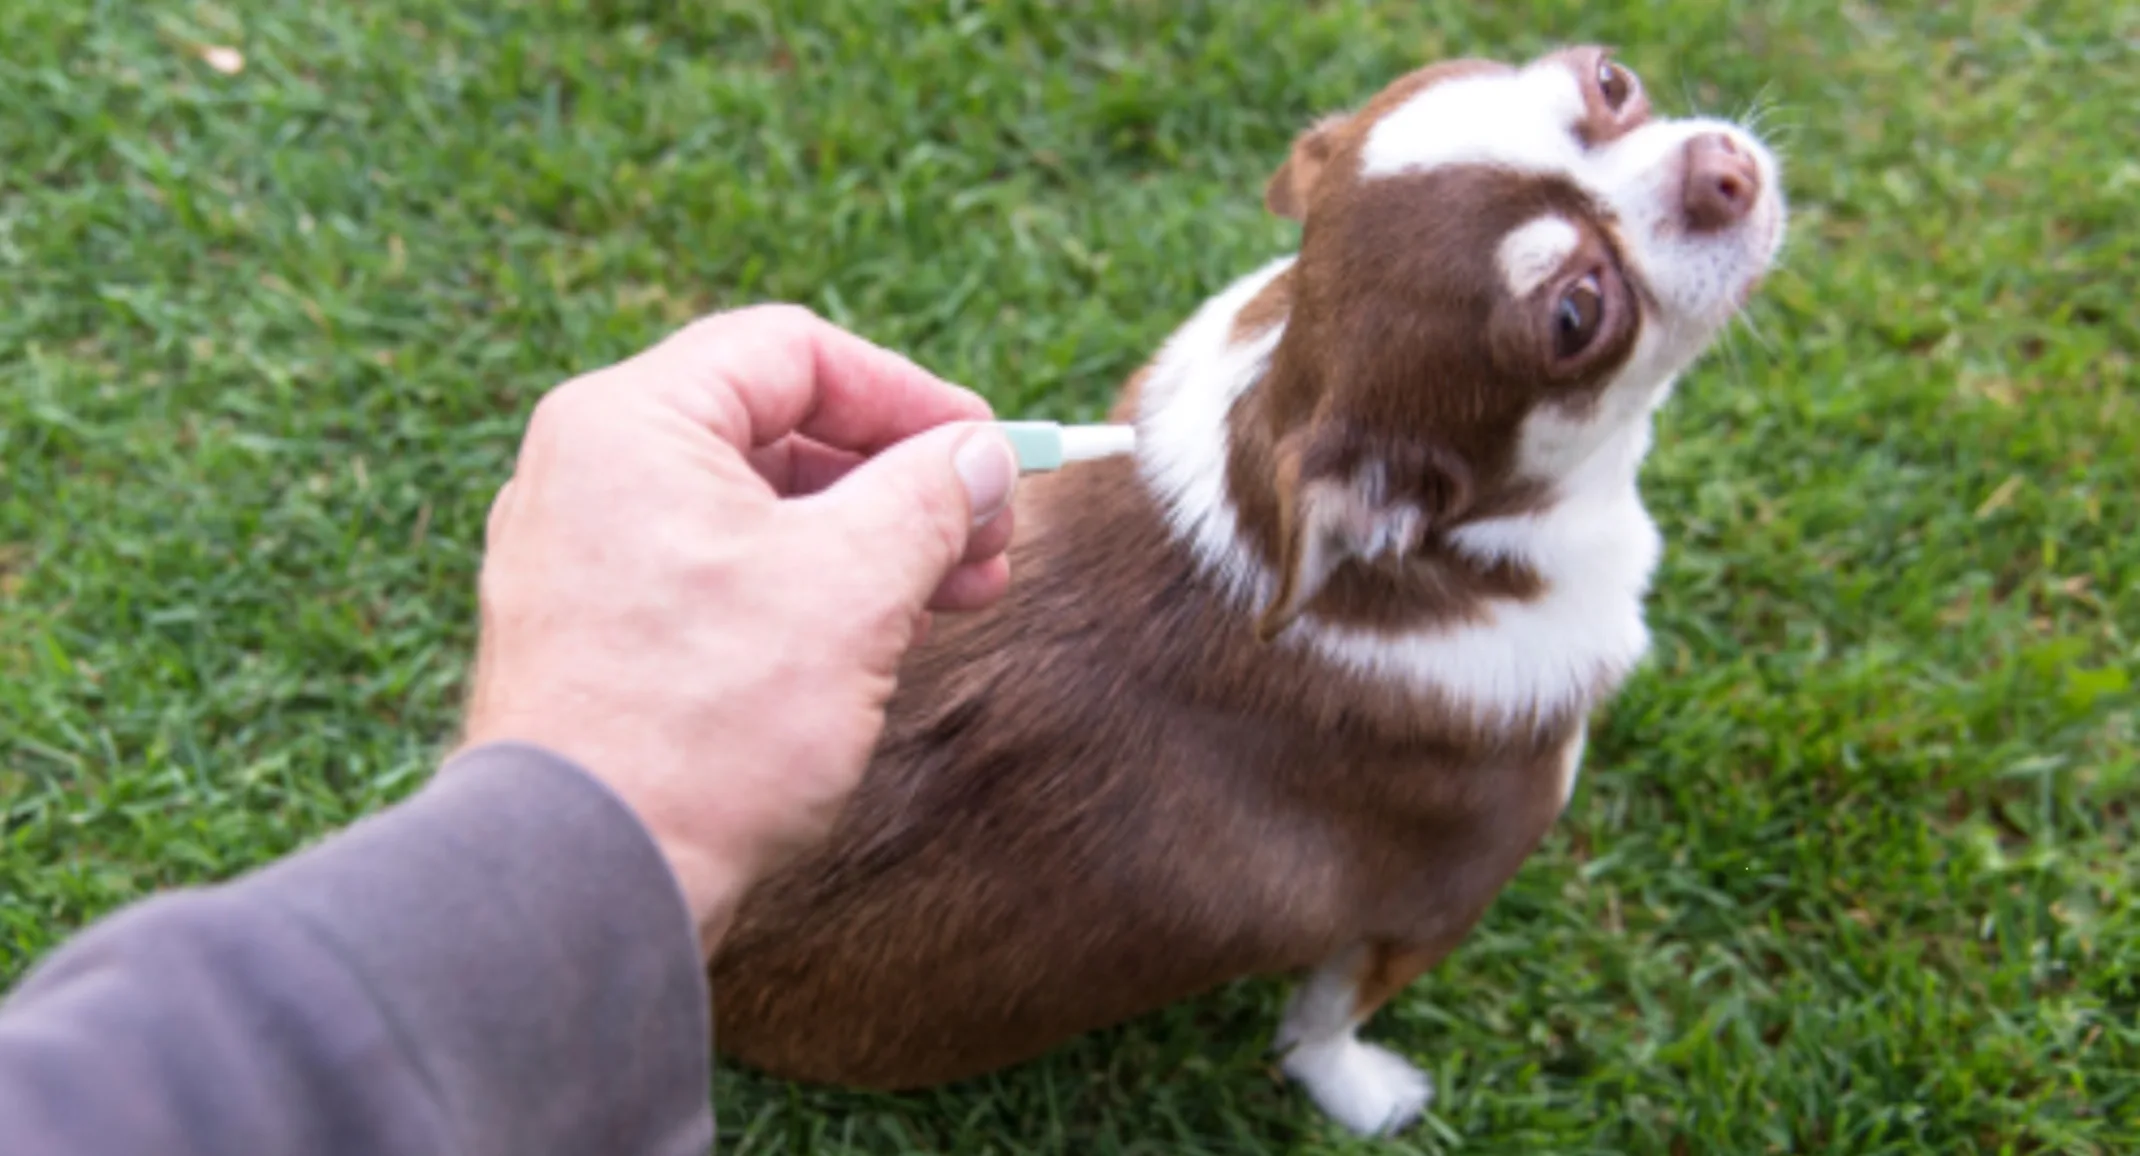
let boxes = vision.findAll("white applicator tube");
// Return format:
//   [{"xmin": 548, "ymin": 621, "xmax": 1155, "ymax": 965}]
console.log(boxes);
[{"xmin": 994, "ymin": 421, "xmax": 1138, "ymax": 473}]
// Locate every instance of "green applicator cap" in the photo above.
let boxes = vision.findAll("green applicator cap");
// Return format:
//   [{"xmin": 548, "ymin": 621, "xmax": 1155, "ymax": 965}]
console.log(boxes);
[{"xmin": 996, "ymin": 421, "xmax": 1138, "ymax": 473}]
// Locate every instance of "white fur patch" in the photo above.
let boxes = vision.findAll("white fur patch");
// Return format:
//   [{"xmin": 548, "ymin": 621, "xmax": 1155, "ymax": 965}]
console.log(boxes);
[
  {"xmin": 1285, "ymin": 1036, "xmax": 1434, "ymax": 1136},
  {"xmin": 1497, "ymin": 215, "xmax": 1580, "ymax": 298},
  {"xmin": 1314, "ymin": 488, "xmax": 1659, "ymax": 720},
  {"xmin": 1136, "ymin": 257, "xmax": 1292, "ymax": 601},
  {"xmin": 1276, "ymin": 949, "xmax": 1433, "ymax": 1136},
  {"xmin": 1361, "ymin": 65, "xmax": 1587, "ymax": 178},
  {"xmin": 1508, "ymin": 343, "xmax": 1669, "ymax": 485}
]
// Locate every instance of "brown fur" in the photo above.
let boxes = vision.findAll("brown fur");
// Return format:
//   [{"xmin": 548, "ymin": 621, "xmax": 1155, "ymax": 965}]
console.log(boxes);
[
  {"xmin": 1230, "ymin": 269, "xmax": 1293, "ymax": 344},
  {"xmin": 1353, "ymin": 943, "xmax": 1446, "ymax": 1021}
]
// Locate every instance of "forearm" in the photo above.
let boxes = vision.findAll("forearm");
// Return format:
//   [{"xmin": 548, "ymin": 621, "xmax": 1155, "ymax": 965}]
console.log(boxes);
[{"xmin": 0, "ymin": 743, "xmax": 713, "ymax": 1156}]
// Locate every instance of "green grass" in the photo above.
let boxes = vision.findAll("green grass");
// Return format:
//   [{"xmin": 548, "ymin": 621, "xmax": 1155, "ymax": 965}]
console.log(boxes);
[{"xmin": 3, "ymin": 1, "xmax": 2136, "ymax": 1151}]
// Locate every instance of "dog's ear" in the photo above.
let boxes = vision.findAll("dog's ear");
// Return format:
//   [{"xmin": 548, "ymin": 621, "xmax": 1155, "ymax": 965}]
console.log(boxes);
[
  {"xmin": 1255, "ymin": 427, "xmax": 1472, "ymax": 641},
  {"xmin": 1264, "ymin": 115, "xmax": 1348, "ymax": 221}
]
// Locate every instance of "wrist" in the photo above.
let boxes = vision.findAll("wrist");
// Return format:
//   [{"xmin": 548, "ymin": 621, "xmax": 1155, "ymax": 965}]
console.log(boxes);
[
  {"xmin": 455, "ymin": 730, "xmax": 759, "ymax": 959},
  {"xmin": 653, "ymin": 837, "xmax": 754, "ymax": 957}
]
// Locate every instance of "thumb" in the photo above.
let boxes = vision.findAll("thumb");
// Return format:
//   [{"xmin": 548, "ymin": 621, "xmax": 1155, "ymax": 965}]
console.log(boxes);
[{"xmin": 802, "ymin": 423, "xmax": 1018, "ymax": 609}]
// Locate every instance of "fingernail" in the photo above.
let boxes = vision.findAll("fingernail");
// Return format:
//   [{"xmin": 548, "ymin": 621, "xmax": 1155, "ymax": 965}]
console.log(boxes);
[{"xmin": 953, "ymin": 427, "xmax": 1017, "ymax": 525}]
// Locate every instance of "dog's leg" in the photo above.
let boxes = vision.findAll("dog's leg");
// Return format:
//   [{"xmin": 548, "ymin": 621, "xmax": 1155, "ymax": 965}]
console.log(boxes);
[{"xmin": 1274, "ymin": 942, "xmax": 1440, "ymax": 1136}]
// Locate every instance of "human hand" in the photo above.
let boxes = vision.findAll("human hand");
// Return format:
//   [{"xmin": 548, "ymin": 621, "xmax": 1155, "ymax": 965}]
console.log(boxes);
[{"xmin": 458, "ymin": 306, "xmax": 1018, "ymax": 953}]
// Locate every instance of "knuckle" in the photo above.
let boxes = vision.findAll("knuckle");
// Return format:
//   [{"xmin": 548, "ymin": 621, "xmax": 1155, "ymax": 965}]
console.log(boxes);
[
  {"xmin": 690, "ymin": 303, "xmax": 820, "ymax": 347},
  {"xmin": 522, "ymin": 392, "xmax": 569, "ymax": 445},
  {"xmin": 657, "ymin": 316, "xmax": 729, "ymax": 368},
  {"xmin": 657, "ymin": 306, "xmax": 825, "ymax": 389},
  {"xmin": 673, "ymin": 312, "xmax": 733, "ymax": 349},
  {"xmin": 522, "ymin": 380, "xmax": 628, "ymax": 460},
  {"xmin": 743, "ymin": 302, "xmax": 822, "ymax": 334},
  {"xmin": 529, "ymin": 381, "xmax": 593, "ymax": 429}
]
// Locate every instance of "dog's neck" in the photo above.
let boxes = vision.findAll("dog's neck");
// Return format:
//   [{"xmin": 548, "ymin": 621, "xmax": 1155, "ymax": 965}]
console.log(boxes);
[{"xmin": 1131, "ymin": 256, "xmax": 1664, "ymax": 725}]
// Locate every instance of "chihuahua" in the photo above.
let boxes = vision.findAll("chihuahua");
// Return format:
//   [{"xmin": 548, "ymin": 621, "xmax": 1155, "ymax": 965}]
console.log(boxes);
[{"xmin": 710, "ymin": 45, "xmax": 1786, "ymax": 1136}]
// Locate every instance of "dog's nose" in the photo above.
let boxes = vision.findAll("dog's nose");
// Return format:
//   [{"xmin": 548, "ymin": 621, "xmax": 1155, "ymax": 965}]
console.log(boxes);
[{"xmin": 1682, "ymin": 132, "xmax": 1760, "ymax": 232}]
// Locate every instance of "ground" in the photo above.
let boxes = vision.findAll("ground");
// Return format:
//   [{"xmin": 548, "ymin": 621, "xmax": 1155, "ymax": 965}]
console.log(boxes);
[{"xmin": 2, "ymin": 2, "xmax": 2135, "ymax": 1152}]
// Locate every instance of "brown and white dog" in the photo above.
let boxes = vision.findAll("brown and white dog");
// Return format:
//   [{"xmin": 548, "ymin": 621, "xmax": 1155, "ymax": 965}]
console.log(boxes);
[{"xmin": 711, "ymin": 45, "xmax": 1785, "ymax": 1136}]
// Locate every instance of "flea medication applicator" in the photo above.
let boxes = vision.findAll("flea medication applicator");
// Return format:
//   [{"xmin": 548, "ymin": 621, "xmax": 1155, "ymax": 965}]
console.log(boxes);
[{"xmin": 996, "ymin": 421, "xmax": 1138, "ymax": 473}]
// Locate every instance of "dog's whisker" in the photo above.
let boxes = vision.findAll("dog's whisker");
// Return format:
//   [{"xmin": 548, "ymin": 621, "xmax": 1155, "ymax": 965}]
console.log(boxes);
[
  {"xmin": 1733, "ymin": 306, "xmax": 1779, "ymax": 359},
  {"xmin": 1737, "ymin": 81, "xmax": 1782, "ymax": 127},
  {"xmin": 1677, "ymin": 77, "xmax": 1706, "ymax": 119},
  {"xmin": 1754, "ymin": 119, "xmax": 1803, "ymax": 148},
  {"xmin": 1714, "ymin": 321, "xmax": 1747, "ymax": 383}
]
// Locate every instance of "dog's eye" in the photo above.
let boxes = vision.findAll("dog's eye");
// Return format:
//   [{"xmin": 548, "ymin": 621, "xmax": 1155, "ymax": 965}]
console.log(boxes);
[
  {"xmin": 1555, "ymin": 274, "xmax": 1604, "ymax": 359},
  {"xmin": 1598, "ymin": 59, "xmax": 1633, "ymax": 110}
]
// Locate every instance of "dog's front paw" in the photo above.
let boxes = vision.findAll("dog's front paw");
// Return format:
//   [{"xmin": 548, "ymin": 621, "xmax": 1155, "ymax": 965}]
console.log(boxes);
[{"xmin": 1281, "ymin": 1034, "xmax": 1434, "ymax": 1137}]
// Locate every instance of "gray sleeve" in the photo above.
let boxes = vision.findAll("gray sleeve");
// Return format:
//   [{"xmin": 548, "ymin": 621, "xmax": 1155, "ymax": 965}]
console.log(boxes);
[{"xmin": 0, "ymin": 741, "xmax": 714, "ymax": 1156}]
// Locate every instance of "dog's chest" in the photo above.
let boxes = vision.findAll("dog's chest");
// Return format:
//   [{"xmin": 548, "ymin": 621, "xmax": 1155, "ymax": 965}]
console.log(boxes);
[{"xmin": 1275, "ymin": 482, "xmax": 1661, "ymax": 724}]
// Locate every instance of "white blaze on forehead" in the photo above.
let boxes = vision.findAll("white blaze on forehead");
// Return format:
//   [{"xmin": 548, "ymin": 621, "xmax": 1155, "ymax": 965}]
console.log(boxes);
[
  {"xmin": 1360, "ymin": 64, "xmax": 1586, "ymax": 178},
  {"xmin": 1496, "ymin": 215, "xmax": 1580, "ymax": 298}
]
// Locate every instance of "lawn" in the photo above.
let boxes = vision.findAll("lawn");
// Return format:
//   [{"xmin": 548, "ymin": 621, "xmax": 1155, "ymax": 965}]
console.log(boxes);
[{"xmin": 3, "ymin": 1, "xmax": 2136, "ymax": 1152}]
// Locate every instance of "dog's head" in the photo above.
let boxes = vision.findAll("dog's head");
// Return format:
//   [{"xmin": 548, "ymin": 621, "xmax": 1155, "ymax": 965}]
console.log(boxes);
[{"xmin": 1233, "ymin": 46, "xmax": 1786, "ymax": 636}]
